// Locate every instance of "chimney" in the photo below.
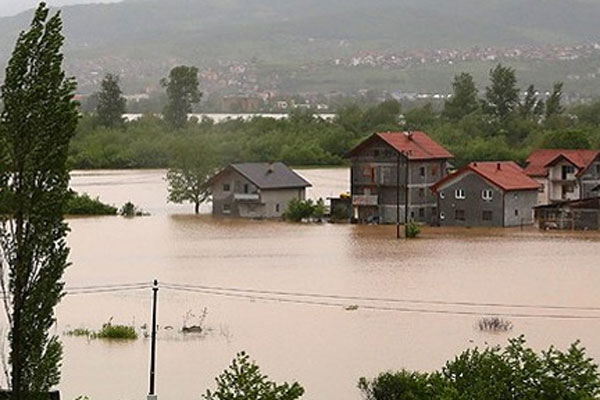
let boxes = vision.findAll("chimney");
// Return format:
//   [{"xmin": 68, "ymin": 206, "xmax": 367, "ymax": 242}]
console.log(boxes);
[
  {"xmin": 497, "ymin": 162, "xmax": 501, "ymax": 171},
  {"xmin": 473, "ymin": 162, "xmax": 478, "ymax": 167},
  {"xmin": 267, "ymin": 162, "xmax": 275, "ymax": 174},
  {"xmin": 405, "ymin": 131, "xmax": 414, "ymax": 140}
]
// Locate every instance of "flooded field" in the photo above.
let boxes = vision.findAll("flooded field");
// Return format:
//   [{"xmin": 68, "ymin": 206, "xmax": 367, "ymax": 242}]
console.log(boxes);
[{"xmin": 49, "ymin": 169, "xmax": 600, "ymax": 399}]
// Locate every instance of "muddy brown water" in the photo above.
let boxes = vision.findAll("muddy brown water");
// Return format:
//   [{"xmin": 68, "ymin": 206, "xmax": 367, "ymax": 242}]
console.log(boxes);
[{"xmin": 13, "ymin": 169, "xmax": 600, "ymax": 400}]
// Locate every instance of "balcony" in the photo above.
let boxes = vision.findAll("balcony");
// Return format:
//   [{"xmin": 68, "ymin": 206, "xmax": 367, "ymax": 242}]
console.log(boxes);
[
  {"xmin": 234, "ymin": 193, "xmax": 260, "ymax": 202},
  {"xmin": 352, "ymin": 195, "xmax": 378, "ymax": 206}
]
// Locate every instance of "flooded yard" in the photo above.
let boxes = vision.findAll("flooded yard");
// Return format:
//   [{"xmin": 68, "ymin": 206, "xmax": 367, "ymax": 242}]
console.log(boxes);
[{"xmin": 49, "ymin": 169, "xmax": 600, "ymax": 400}]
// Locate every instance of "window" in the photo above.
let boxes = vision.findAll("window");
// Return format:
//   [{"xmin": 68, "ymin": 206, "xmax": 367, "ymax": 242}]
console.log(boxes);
[
  {"xmin": 440, "ymin": 211, "xmax": 446, "ymax": 220},
  {"xmin": 455, "ymin": 189, "xmax": 466, "ymax": 199},
  {"xmin": 222, "ymin": 204, "xmax": 231, "ymax": 214},
  {"xmin": 419, "ymin": 166, "xmax": 426, "ymax": 177},
  {"xmin": 439, "ymin": 191, "xmax": 445, "ymax": 199},
  {"xmin": 418, "ymin": 208, "xmax": 425, "ymax": 218},
  {"xmin": 419, "ymin": 188, "xmax": 425, "ymax": 198},
  {"xmin": 596, "ymin": 164, "xmax": 600, "ymax": 175},
  {"xmin": 564, "ymin": 184, "xmax": 575, "ymax": 193},
  {"xmin": 410, "ymin": 211, "xmax": 415, "ymax": 219},
  {"xmin": 538, "ymin": 183, "xmax": 545, "ymax": 193},
  {"xmin": 373, "ymin": 150, "xmax": 380, "ymax": 157},
  {"xmin": 514, "ymin": 209, "xmax": 519, "ymax": 216},
  {"xmin": 244, "ymin": 184, "xmax": 249, "ymax": 194},
  {"xmin": 275, "ymin": 204, "xmax": 280, "ymax": 213},
  {"xmin": 455, "ymin": 209, "xmax": 465, "ymax": 221},
  {"xmin": 482, "ymin": 210, "xmax": 493, "ymax": 221},
  {"xmin": 482, "ymin": 189, "xmax": 493, "ymax": 201},
  {"xmin": 223, "ymin": 183, "xmax": 231, "ymax": 192}
]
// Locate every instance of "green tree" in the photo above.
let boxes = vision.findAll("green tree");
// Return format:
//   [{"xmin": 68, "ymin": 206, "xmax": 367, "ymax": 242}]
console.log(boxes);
[
  {"xmin": 518, "ymin": 84, "xmax": 544, "ymax": 120},
  {"xmin": 166, "ymin": 137, "xmax": 217, "ymax": 214},
  {"xmin": 161, "ymin": 65, "xmax": 201, "ymax": 129},
  {"xmin": 96, "ymin": 73, "xmax": 126, "ymax": 128},
  {"xmin": 204, "ymin": 352, "xmax": 305, "ymax": 400},
  {"xmin": 545, "ymin": 82, "xmax": 565, "ymax": 119},
  {"xmin": 0, "ymin": 3, "xmax": 78, "ymax": 397},
  {"xmin": 541, "ymin": 129, "xmax": 591, "ymax": 149},
  {"xmin": 404, "ymin": 103, "xmax": 437, "ymax": 131},
  {"xmin": 483, "ymin": 64, "xmax": 519, "ymax": 120},
  {"xmin": 443, "ymin": 72, "xmax": 479, "ymax": 121}
]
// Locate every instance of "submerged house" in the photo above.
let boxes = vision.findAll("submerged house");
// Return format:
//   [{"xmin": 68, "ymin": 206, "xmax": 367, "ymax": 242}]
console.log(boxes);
[
  {"xmin": 209, "ymin": 162, "xmax": 311, "ymax": 218},
  {"xmin": 431, "ymin": 161, "xmax": 540, "ymax": 227},
  {"xmin": 535, "ymin": 197, "xmax": 600, "ymax": 230},
  {"xmin": 345, "ymin": 131, "xmax": 453, "ymax": 224},
  {"xmin": 524, "ymin": 149, "xmax": 600, "ymax": 204}
]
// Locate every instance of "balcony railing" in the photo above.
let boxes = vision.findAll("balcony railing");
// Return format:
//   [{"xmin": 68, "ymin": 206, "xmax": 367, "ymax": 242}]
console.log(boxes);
[
  {"xmin": 352, "ymin": 195, "xmax": 378, "ymax": 206},
  {"xmin": 234, "ymin": 193, "xmax": 260, "ymax": 202}
]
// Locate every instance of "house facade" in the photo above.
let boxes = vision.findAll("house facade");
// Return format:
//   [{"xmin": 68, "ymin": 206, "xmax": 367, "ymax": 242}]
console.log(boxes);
[
  {"xmin": 524, "ymin": 149, "xmax": 600, "ymax": 204},
  {"xmin": 431, "ymin": 162, "xmax": 540, "ymax": 227},
  {"xmin": 209, "ymin": 162, "xmax": 311, "ymax": 219},
  {"xmin": 345, "ymin": 131, "xmax": 453, "ymax": 224}
]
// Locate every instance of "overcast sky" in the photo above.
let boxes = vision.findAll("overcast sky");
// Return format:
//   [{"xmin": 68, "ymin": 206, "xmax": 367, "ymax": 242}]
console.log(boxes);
[{"xmin": 0, "ymin": 0, "xmax": 123, "ymax": 17}]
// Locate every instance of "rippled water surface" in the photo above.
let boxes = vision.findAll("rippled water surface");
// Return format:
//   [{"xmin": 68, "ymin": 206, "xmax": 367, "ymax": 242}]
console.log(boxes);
[{"xmin": 50, "ymin": 169, "xmax": 600, "ymax": 399}]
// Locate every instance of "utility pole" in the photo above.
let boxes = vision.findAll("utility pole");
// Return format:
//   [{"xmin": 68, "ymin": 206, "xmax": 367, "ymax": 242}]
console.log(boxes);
[
  {"xmin": 396, "ymin": 152, "xmax": 401, "ymax": 239},
  {"xmin": 404, "ymin": 152, "xmax": 410, "ymax": 238},
  {"xmin": 148, "ymin": 279, "xmax": 159, "ymax": 400}
]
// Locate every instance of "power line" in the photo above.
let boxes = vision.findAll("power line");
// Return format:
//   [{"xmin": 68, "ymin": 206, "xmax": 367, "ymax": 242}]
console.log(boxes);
[
  {"xmin": 160, "ymin": 282, "xmax": 600, "ymax": 313},
  {"xmin": 160, "ymin": 284, "xmax": 600, "ymax": 321}
]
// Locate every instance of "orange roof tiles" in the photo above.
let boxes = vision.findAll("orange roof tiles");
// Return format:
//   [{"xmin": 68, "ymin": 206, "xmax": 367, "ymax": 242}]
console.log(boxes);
[
  {"xmin": 524, "ymin": 149, "xmax": 600, "ymax": 177},
  {"xmin": 345, "ymin": 131, "xmax": 454, "ymax": 160}
]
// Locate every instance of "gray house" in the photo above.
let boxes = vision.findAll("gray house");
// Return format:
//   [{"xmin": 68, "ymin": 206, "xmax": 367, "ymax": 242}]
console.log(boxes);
[
  {"xmin": 345, "ymin": 131, "xmax": 454, "ymax": 224},
  {"xmin": 209, "ymin": 162, "xmax": 311, "ymax": 218},
  {"xmin": 431, "ymin": 161, "xmax": 540, "ymax": 227}
]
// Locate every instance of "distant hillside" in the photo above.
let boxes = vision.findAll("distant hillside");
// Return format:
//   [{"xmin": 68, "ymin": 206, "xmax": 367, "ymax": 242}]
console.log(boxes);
[{"xmin": 1, "ymin": 0, "xmax": 600, "ymax": 94}]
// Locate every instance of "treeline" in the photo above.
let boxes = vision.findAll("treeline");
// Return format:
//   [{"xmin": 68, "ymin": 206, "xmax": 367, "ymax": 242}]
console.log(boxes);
[{"xmin": 70, "ymin": 65, "xmax": 600, "ymax": 169}]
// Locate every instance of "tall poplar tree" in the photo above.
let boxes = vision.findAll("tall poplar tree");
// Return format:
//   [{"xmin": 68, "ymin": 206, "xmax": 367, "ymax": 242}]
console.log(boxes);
[
  {"xmin": 0, "ymin": 3, "xmax": 78, "ymax": 397},
  {"xmin": 545, "ymin": 82, "xmax": 565, "ymax": 119},
  {"xmin": 443, "ymin": 72, "xmax": 479, "ymax": 121},
  {"xmin": 161, "ymin": 65, "xmax": 201, "ymax": 130},
  {"xmin": 96, "ymin": 73, "xmax": 126, "ymax": 128},
  {"xmin": 483, "ymin": 64, "xmax": 519, "ymax": 120}
]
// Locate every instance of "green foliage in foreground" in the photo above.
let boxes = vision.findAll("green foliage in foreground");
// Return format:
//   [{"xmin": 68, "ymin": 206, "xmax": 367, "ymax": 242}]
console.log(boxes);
[
  {"xmin": 204, "ymin": 352, "xmax": 304, "ymax": 400},
  {"xmin": 66, "ymin": 323, "xmax": 138, "ymax": 340},
  {"xmin": 405, "ymin": 221, "xmax": 421, "ymax": 239},
  {"xmin": 359, "ymin": 336, "xmax": 600, "ymax": 400},
  {"xmin": 65, "ymin": 192, "xmax": 118, "ymax": 215}
]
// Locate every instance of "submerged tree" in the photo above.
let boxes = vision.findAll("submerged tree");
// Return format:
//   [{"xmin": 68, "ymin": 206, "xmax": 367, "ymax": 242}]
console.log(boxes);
[
  {"xmin": 96, "ymin": 73, "xmax": 126, "ymax": 128},
  {"xmin": 204, "ymin": 352, "xmax": 305, "ymax": 400},
  {"xmin": 161, "ymin": 65, "xmax": 201, "ymax": 130},
  {"xmin": 166, "ymin": 137, "xmax": 217, "ymax": 214},
  {"xmin": 0, "ymin": 3, "xmax": 78, "ymax": 397}
]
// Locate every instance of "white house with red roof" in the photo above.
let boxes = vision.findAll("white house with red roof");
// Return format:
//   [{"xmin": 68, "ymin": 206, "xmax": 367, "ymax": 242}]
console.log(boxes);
[
  {"xmin": 431, "ymin": 162, "xmax": 540, "ymax": 227},
  {"xmin": 524, "ymin": 149, "xmax": 600, "ymax": 204},
  {"xmin": 345, "ymin": 131, "xmax": 453, "ymax": 224}
]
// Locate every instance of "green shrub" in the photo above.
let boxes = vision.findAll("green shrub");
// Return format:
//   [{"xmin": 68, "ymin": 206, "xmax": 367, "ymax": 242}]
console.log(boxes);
[
  {"xmin": 65, "ymin": 328, "xmax": 93, "ymax": 337},
  {"xmin": 119, "ymin": 201, "xmax": 148, "ymax": 217},
  {"xmin": 284, "ymin": 198, "xmax": 316, "ymax": 222},
  {"xmin": 95, "ymin": 322, "xmax": 137, "ymax": 340},
  {"xmin": 406, "ymin": 221, "xmax": 421, "ymax": 238},
  {"xmin": 64, "ymin": 192, "xmax": 117, "ymax": 215},
  {"xmin": 331, "ymin": 204, "xmax": 350, "ymax": 221}
]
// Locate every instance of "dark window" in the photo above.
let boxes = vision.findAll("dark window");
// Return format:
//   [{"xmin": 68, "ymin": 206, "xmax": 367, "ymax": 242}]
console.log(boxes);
[
  {"xmin": 373, "ymin": 150, "xmax": 380, "ymax": 157},
  {"xmin": 482, "ymin": 210, "xmax": 493, "ymax": 221},
  {"xmin": 410, "ymin": 211, "xmax": 415, "ymax": 219},
  {"xmin": 222, "ymin": 204, "xmax": 231, "ymax": 214},
  {"xmin": 276, "ymin": 204, "xmax": 280, "ymax": 213},
  {"xmin": 538, "ymin": 183, "xmax": 545, "ymax": 193},
  {"xmin": 418, "ymin": 208, "xmax": 425, "ymax": 218},
  {"xmin": 419, "ymin": 166, "xmax": 425, "ymax": 177},
  {"xmin": 419, "ymin": 188, "xmax": 425, "ymax": 197},
  {"xmin": 514, "ymin": 209, "xmax": 519, "ymax": 216},
  {"xmin": 244, "ymin": 184, "xmax": 249, "ymax": 193},
  {"xmin": 596, "ymin": 164, "xmax": 600, "ymax": 175},
  {"xmin": 455, "ymin": 209, "xmax": 465, "ymax": 221},
  {"xmin": 223, "ymin": 183, "xmax": 231, "ymax": 192}
]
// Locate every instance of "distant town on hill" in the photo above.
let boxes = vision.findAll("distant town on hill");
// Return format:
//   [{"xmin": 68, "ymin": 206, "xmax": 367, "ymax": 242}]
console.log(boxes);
[{"xmin": 1, "ymin": 0, "xmax": 600, "ymax": 106}]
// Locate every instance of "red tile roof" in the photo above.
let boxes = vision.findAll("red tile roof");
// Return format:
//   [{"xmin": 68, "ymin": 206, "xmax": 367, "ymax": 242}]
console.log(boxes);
[
  {"xmin": 432, "ymin": 161, "xmax": 540, "ymax": 192},
  {"xmin": 345, "ymin": 131, "xmax": 454, "ymax": 160},
  {"xmin": 524, "ymin": 149, "xmax": 600, "ymax": 177}
]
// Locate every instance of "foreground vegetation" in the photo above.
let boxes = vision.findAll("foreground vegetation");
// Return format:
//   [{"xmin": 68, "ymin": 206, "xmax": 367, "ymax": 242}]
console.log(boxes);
[
  {"xmin": 72, "ymin": 72, "xmax": 600, "ymax": 171},
  {"xmin": 65, "ymin": 321, "xmax": 138, "ymax": 340}
]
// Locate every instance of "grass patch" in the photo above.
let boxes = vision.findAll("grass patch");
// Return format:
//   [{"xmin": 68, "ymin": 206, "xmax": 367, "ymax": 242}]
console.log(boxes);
[
  {"xmin": 65, "ymin": 327, "xmax": 93, "ymax": 337},
  {"xmin": 478, "ymin": 317, "xmax": 513, "ymax": 332},
  {"xmin": 96, "ymin": 322, "xmax": 138, "ymax": 340}
]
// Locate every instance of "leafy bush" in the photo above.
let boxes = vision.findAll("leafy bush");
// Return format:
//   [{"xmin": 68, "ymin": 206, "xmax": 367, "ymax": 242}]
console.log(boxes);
[
  {"xmin": 204, "ymin": 352, "xmax": 304, "ymax": 400},
  {"xmin": 405, "ymin": 221, "xmax": 421, "ymax": 238},
  {"xmin": 331, "ymin": 204, "xmax": 350, "ymax": 221},
  {"xmin": 284, "ymin": 198, "xmax": 316, "ymax": 222},
  {"xmin": 95, "ymin": 322, "xmax": 137, "ymax": 340},
  {"xmin": 119, "ymin": 201, "xmax": 148, "ymax": 217},
  {"xmin": 64, "ymin": 192, "xmax": 117, "ymax": 215},
  {"xmin": 359, "ymin": 336, "xmax": 600, "ymax": 400}
]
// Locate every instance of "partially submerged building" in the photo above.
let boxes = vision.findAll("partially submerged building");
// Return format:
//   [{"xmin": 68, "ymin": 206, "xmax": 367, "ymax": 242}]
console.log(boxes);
[
  {"xmin": 431, "ymin": 161, "xmax": 540, "ymax": 227},
  {"xmin": 345, "ymin": 131, "xmax": 453, "ymax": 224},
  {"xmin": 535, "ymin": 197, "xmax": 600, "ymax": 230},
  {"xmin": 524, "ymin": 149, "xmax": 600, "ymax": 204},
  {"xmin": 209, "ymin": 162, "xmax": 311, "ymax": 219}
]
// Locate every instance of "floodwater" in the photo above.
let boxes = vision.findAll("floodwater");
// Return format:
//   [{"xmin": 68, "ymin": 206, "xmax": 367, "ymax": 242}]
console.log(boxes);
[{"xmin": 45, "ymin": 169, "xmax": 600, "ymax": 399}]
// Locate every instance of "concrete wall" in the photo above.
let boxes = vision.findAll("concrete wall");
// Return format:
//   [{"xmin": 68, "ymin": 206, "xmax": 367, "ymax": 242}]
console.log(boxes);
[
  {"xmin": 503, "ymin": 190, "xmax": 537, "ymax": 226},
  {"xmin": 260, "ymin": 188, "xmax": 306, "ymax": 218},
  {"xmin": 534, "ymin": 177, "xmax": 549, "ymax": 205},
  {"xmin": 580, "ymin": 158, "xmax": 600, "ymax": 199},
  {"xmin": 436, "ymin": 171, "xmax": 504, "ymax": 227}
]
